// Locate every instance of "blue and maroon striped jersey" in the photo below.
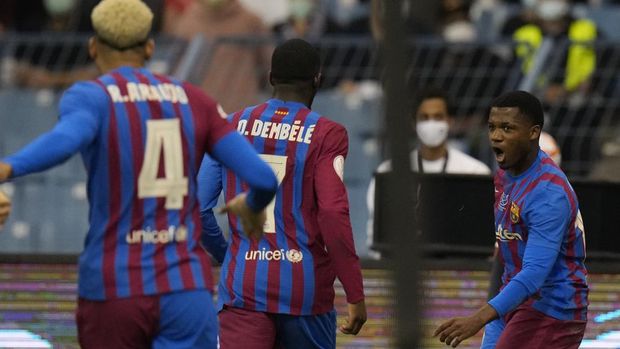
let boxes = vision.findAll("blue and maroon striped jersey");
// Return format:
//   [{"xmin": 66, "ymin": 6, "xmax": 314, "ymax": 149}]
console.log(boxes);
[
  {"xmin": 200, "ymin": 98, "xmax": 365, "ymax": 316},
  {"xmin": 3, "ymin": 66, "xmax": 278, "ymax": 300},
  {"xmin": 492, "ymin": 150, "xmax": 588, "ymax": 320}
]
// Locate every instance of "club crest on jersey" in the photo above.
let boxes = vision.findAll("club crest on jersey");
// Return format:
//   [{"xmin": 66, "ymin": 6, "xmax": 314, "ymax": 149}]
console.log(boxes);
[
  {"xmin": 286, "ymin": 249, "xmax": 303, "ymax": 263},
  {"xmin": 510, "ymin": 202, "xmax": 520, "ymax": 224}
]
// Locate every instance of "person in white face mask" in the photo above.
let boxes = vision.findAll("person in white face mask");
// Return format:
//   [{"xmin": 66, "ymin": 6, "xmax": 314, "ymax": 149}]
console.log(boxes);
[
  {"xmin": 365, "ymin": 88, "xmax": 491, "ymax": 258},
  {"xmin": 407, "ymin": 88, "xmax": 491, "ymax": 175}
]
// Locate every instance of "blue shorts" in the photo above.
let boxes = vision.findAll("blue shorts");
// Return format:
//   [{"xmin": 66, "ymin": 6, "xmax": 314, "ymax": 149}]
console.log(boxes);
[
  {"xmin": 77, "ymin": 289, "xmax": 218, "ymax": 349},
  {"xmin": 218, "ymin": 305, "xmax": 336, "ymax": 349}
]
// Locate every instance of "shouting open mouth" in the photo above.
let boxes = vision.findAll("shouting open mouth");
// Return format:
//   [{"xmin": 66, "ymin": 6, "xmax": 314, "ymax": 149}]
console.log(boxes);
[{"xmin": 493, "ymin": 146, "xmax": 505, "ymax": 164}]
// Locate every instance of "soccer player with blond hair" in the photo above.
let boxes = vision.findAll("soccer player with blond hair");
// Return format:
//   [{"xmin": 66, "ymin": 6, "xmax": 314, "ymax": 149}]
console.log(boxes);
[{"xmin": 0, "ymin": 0, "xmax": 277, "ymax": 347}]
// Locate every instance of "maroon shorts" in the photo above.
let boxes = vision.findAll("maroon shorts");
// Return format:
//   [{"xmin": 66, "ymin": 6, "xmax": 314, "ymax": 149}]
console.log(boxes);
[
  {"xmin": 77, "ymin": 290, "xmax": 217, "ymax": 349},
  {"xmin": 218, "ymin": 305, "xmax": 337, "ymax": 349},
  {"xmin": 496, "ymin": 303, "xmax": 587, "ymax": 349}
]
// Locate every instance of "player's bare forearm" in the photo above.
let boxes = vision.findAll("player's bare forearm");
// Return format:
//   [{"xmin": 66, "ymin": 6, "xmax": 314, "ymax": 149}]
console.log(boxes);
[
  {"xmin": 0, "ymin": 190, "xmax": 11, "ymax": 229},
  {"xmin": 0, "ymin": 162, "xmax": 12, "ymax": 182},
  {"xmin": 339, "ymin": 300, "xmax": 367, "ymax": 335},
  {"xmin": 434, "ymin": 304, "xmax": 498, "ymax": 347}
]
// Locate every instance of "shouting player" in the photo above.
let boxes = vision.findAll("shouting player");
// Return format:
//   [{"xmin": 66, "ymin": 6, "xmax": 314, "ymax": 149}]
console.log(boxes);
[
  {"xmin": 198, "ymin": 38, "xmax": 367, "ymax": 349},
  {"xmin": 434, "ymin": 90, "xmax": 588, "ymax": 348},
  {"xmin": 0, "ymin": 0, "xmax": 277, "ymax": 348}
]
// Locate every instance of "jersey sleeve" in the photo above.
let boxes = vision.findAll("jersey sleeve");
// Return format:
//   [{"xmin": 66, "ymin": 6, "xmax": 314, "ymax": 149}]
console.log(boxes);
[
  {"xmin": 2, "ymin": 81, "xmax": 103, "ymax": 177},
  {"xmin": 209, "ymin": 132, "xmax": 277, "ymax": 211},
  {"xmin": 488, "ymin": 185, "xmax": 571, "ymax": 316},
  {"xmin": 314, "ymin": 122, "xmax": 365, "ymax": 304},
  {"xmin": 197, "ymin": 154, "xmax": 228, "ymax": 264},
  {"xmin": 183, "ymin": 82, "xmax": 277, "ymax": 211}
]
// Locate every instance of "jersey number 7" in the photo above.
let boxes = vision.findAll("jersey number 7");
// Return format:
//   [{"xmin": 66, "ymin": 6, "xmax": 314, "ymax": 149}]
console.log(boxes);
[{"xmin": 259, "ymin": 154, "xmax": 287, "ymax": 233}]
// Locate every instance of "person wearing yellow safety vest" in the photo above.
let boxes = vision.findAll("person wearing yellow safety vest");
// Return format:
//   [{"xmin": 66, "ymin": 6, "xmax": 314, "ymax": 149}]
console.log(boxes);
[{"xmin": 508, "ymin": 0, "xmax": 598, "ymax": 104}]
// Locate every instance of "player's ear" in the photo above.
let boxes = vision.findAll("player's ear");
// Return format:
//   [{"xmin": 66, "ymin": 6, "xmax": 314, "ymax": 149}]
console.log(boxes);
[
  {"xmin": 313, "ymin": 73, "xmax": 323, "ymax": 89},
  {"xmin": 144, "ymin": 39, "xmax": 155, "ymax": 60},
  {"xmin": 88, "ymin": 37, "xmax": 97, "ymax": 60},
  {"xmin": 268, "ymin": 71, "xmax": 275, "ymax": 87},
  {"xmin": 530, "ymin": 124, "xmax": 541, "ymax": 141}
]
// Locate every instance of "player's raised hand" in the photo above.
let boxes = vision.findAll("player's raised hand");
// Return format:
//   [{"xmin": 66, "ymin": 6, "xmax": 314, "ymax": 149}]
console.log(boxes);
[
  {"xmin": 339, "ymin": 300, "xmax": 367, "ymax": 335},
  {"xmin": 0, "ymin": 162, "xmax": 12, "ymax": 182},
  {"xmin": 0, "ymin": 191, "xmax": 11, "ymax": 230},
  {"xmin": 218, "ymin": 192, "xmax": 266, "ymax": 240}
]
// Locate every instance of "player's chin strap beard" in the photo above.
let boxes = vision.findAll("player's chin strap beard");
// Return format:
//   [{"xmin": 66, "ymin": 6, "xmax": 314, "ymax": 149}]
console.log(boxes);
[{"xmin": 96, "ymin": 35, "xmax": 149, "ymax": 51}]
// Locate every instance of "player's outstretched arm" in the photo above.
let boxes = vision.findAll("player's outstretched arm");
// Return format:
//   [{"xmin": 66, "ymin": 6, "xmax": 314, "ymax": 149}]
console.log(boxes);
[
  {"xmin": 339, "ymin": 300, "xmax": 367, "ymax": 335},
  {"xmin": 1, "ymin": 82, "xmax": 101, "ymax": 178},
  {"xmin": 0, "ymin": 190, "xmax": 11, "ymax": 230},
  {"xmin": 434, "ymin": 303, "xmax": 498, "ymax": 348}
]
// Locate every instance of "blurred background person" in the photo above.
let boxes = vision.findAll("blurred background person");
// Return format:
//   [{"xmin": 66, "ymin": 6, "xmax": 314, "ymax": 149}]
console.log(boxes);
[
  {"xmin": 506, "ymin": 0, "xmax": 598, "ymax": 105},
  {"xmin": 165, "ymin": 0, "xmax": 271, "ymax": 112},
  {"xmin": 366, "ymin": 87, "xmax": 491, "ymax": 258}
]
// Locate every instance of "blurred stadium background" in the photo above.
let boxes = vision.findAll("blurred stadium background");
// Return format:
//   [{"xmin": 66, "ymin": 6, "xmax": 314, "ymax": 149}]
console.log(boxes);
[{"xmin": 2, "ymin": 0, "xmax": 620, "ymax": 348}]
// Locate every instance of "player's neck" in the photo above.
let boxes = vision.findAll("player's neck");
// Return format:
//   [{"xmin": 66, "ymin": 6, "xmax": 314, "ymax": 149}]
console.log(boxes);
[
  {"xmin": 508, "ymin": 148, "xmax": 539, "ymax": 176},
  {"xmin": 419, "ymin": 144, "xmax": 447, "ymax": 161},
  {"xmin": 272, "ymin": 91, "xmax": 313, "ymax": 108},
  {"xmin": 96, "ymin": 57, "xmax": 146, "ymax": 75}
]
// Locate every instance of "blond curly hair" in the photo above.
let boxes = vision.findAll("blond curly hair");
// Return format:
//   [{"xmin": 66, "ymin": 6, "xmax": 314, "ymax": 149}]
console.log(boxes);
[{"xmin": 91, "ymin": 0, "xmax": 153, "ymax": 50}]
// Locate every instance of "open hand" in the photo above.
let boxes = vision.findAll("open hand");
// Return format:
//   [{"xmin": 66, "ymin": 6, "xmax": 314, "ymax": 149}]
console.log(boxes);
[{"xmin": 218, "ymin": 193, "xmax": 266, "ymax": 240}]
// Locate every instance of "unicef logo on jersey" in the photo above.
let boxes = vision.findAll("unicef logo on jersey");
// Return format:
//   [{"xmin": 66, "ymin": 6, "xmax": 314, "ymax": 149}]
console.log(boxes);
[
  {"xmin": 126, "ymin": 225, "xmax": 188, "ymax": 244},
  {"xmin": 286, "ymin": 249, "xmax": 303, "ymax": 263},
  {"xmin": 244, "ymin": 248, "xmax": 304, "ymax": 263}
]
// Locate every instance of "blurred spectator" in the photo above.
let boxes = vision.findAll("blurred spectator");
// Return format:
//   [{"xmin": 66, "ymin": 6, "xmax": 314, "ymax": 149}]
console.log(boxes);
[
  {"xmin": 440, "ymin": 0, "xmax": 477, "ymax": 42},
  {"xmin": 0, "ymin": 1, "xmax": 16, "ymax": 33},
  {"xmin": 279, "ymin": 0, "xmax": 329, "ymax": 40},
  {"xmin": 324, "ymin": 0, "xmax": 372, "ymax": 35},
  {"xmin": 370, "ymin": 0, "xmax": 438, "ymax": 42},
  {"xmin": 366, "ymin": 88, "xmax": 491, "ymax": 258},
  {"xmin": 239, "ymin": 0, "xmax": 291, "ymax": 32},
  {"xmin": 588, "ymin": 137, "xmax": 620, "ymax": 182},
  {"xmin": 162, "ymin": 0, "xmax": 194, "ymax": 33},
  {"xmin": 501, "ymin": 0, "xmax": 540, "ymax": 36},
  {"xmin": 4, "ymin": 0, "xmax": 165, "ymax": 89},
  {"xmin": 503, "ymin": 0, "xmax": 598, "ymax": 105},
  {"xmin": 539, "ymin": 130, "xmax": 562, "ymax": 165},
  {"xmin": 166, "ymin": 0, "xmax": 271, "ymax": 112},
  {"xmin": 10, "ymin": 0, "xmax": 97, "ymax": 89}
]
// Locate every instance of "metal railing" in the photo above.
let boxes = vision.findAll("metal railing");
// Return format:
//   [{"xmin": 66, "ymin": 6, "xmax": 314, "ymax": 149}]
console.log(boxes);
[{"xmin": 2, "ymin": 33, "xmax": 620, "ymax": 254}]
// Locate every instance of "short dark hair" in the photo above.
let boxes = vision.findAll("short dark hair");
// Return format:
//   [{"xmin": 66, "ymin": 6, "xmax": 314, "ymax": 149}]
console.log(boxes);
[
  {"xmin": 270, "ymin": 39, "xmax": 321, "ymax": 83},
  {"xmin": 490, "ymin": 90, "xmax": 544, "ymax": 128},
  {"xmin": 414, "ymin": 87, "xmax": 454, "ymax": 116}
]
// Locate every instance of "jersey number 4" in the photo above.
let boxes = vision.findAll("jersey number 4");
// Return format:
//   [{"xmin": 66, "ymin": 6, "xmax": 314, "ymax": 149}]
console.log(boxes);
[{"xmin": 138, "ymin": 119, "xmax": 188, "ymax": 209}]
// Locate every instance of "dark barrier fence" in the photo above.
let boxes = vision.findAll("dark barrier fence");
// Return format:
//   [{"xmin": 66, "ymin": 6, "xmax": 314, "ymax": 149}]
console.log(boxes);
[{"xmin": 373, "ymin": 172, "xmax": 620, "ymax": 260}]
